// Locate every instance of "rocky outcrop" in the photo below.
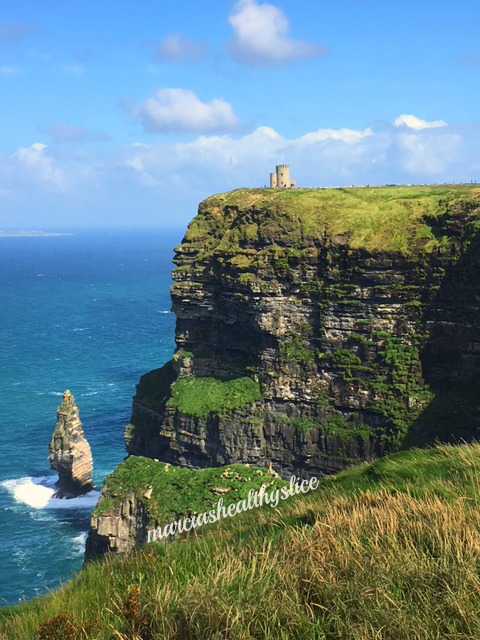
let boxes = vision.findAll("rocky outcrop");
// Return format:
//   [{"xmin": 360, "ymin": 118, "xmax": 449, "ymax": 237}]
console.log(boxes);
[
  {"xmin": 124, "ymin": 187, "xmax": 480, "ymax": 479},
  {"xmin": 84, "ymin": 456, "xmax": 286, "ymax": 560},
  {"xmin": 49, "ymin": 390, "xmax": 94, "ymax": 498},
  {"xmin": 85, "ymin": 492, "xmax": 148, "ymax": 560}
]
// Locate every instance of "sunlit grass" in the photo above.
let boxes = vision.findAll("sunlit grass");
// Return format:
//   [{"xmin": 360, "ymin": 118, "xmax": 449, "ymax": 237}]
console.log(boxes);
[
  {"xmin": 3, "ymin": 442, "xmax": 480, "ymax": 638},
  {"xmin": 186, "ymin": 184, "xmax": 480, "ymax": 256}
]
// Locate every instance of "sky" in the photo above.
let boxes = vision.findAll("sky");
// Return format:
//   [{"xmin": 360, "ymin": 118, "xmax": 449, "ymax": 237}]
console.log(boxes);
[{"xmin": 1, "ymin": 0, "xmax": 480, "ymax": 229}]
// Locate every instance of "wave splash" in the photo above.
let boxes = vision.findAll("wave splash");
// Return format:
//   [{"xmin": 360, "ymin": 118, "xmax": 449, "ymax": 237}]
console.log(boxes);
[{"xmin": 1, "ymin": 476, "xmax": 100, "ymax": 509}]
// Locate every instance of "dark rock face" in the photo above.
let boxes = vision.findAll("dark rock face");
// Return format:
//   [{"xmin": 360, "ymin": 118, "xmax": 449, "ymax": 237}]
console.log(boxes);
[
  {"xmin": 49, "ymin": 390, "xmax": 94, "ymax": 498},
  {"xmin": 125, "ymin": 190, "xmax": 480, "ymax": 478}
]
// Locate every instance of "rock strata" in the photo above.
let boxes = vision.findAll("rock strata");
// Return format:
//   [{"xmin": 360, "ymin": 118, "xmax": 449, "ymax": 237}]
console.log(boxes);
[
  {"xmin": 85, "ymin": 492, "xmax": 148, "ymax": 560},
  {"xmin": 88, "ymin": 185, "xmax": 480, "ymax": 559},
  {"xmin": 125, "ymin": 187, "xmax": 480, "ymax": 477},
  {"xmin": 49, "ymin": 390, "xmax": 94, "ymax": 498}
]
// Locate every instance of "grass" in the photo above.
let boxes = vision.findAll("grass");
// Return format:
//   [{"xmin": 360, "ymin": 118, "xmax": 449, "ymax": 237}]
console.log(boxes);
[
  {"xmin": 183, "ymin": 185, "xmax": 480, "ymax": 257},
  {"xmin": 93, "ymin": 457, "xmax": 287, "ymax": 527},
  {"xmin": 166, "ymin": 375, "xmax": 261, "ymax": 418},
  {"xmin": 4, "ymin": 442, "xmax": 480, "ymax": 639}
]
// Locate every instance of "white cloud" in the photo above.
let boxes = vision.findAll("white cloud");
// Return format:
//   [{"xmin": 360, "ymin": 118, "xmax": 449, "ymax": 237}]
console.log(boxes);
[
  {"xmin": 120, "ymin": 125, "xmax": 385, "ymax": 192},
  {"xmin": 396, "ymin": 131, "xmax": 461, "ymax": 175},
  {"xmin": 394, "ymin": 114, "xmax": 448, "ymax": 130},
  {"xmin": 155, "ymin": 33, "xmax": 208, "ymax": 61},
  {"xmin": 133, "ymin": 88, "xmax": 239, "ymax": 133},
  {"xmin": 227, "ymin": 0, "xmax": 326, "ymax": 66},
  {"xmin": 13, "ymin": 143, "xmax": 64, "ymax": 188},
  {"xmin": 120, "ymin": 119, "xmax": 476, "ymax": 195},
  {"xmin": 298, "ymin": 128, "xmax": 373, "ymax": 144},
  {"xmin": 3, "ymin": 116, "xmax": 479, "ymax": 228}
]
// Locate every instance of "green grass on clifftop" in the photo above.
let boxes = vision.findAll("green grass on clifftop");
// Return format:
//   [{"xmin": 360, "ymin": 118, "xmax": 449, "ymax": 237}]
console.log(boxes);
[
  {"xmin": 4, "ymin": 442, "xmax": 480, "ymax": 639},
  {"xmin": 183, "ymin": 184, "xmax": 480, "ymax": 255},
  {"xmin": 93, "ymin": 458, "xmax": 286, "ymax": 527}
]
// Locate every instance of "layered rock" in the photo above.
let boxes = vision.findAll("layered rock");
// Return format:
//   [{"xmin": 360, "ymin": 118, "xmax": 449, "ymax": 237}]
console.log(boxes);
[
  {"xmin": 125, "ymin": 186, "xmax": 480, "ymax": 478},
  {"xmin": 49, "ymin": 390, "xmax": 94, "ymax": 497},
  {"xmin": 84, "ymin": 457, "xmax": 286, "ymax": 561},
  {"xmin": 85, "ymin": 491, "xmax": 148, "ymax": 560}
]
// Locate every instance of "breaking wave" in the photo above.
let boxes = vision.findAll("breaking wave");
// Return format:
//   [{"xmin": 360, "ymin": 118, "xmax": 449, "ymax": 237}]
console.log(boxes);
[{"xmin": 1, "ymin": 476, "xmax": 100, "ymax": 509}]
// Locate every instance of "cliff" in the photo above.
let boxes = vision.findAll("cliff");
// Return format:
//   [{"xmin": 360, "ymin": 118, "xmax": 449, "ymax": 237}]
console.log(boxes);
[
  {"xmin": 125, "ymin": 185, "xmax": 480, "ymax": 477},
  {"xmin": 49, "ymin": 390, "xmax": 94, "ymax": 498},
  {"xmin": 85, "ymin": 458, "xmax": 285, "ymax": 561}
]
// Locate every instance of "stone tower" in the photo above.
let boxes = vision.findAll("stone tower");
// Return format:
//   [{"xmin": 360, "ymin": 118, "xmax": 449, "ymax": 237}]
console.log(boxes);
[{"xmin": 269, "ymin": 165, "xmax": 296, "ymax": 189}]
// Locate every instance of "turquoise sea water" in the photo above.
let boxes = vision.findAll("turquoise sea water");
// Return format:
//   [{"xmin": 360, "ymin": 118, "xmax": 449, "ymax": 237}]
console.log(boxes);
[{"xmin": 0, "ymin": 229, "xmax": 179, "ymax": 605}]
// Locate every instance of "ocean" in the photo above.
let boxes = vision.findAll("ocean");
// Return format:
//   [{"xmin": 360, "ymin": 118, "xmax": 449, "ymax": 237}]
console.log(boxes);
[{"xmin": 0, "ymin": 229, "xmax": 179, "ymax": 606}]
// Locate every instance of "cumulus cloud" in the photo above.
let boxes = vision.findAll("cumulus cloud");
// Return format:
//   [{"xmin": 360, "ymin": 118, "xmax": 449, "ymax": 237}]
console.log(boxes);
[
  {"xmin": 120, "ymin": 124, "xmax": 383, "ymax": 192},
  {"xmin": 227, "ymin": 0, "xmax": 326, "ymax": 66},
  {"xmin": 298, "ymin": 128, "xmax": 373, "ymax": 144},
  {"xmin": 120, "ymin": 118, "xmax": 477, "ymax": 196},
  {"xmin": 133, "ymin": 88, "xmax": 239, "ymax": 133},
  {"xmin": 43, "ymin": 121, "xmax": 111, "ymax": 143},
  {"xmin": 395, "ymin": 131, "xmax": 461, "ymax": 175},
  {"xmin": 155, "ymin": 33, "xmax": 209, "ymax": 61},
  {"xmin": 3, "ymin": 116, "xmax": 479, "ymax": 228},
  {"xmin": 394, "ymin": 114, "xmax": 448, "ymax": 130},
  {"xmin": 13, "ymin": 143, "xmax": 64, "ymax": 189},
  {"xmin": 0, "ymin": 142, "xmax": 103, "ymax": 210}
]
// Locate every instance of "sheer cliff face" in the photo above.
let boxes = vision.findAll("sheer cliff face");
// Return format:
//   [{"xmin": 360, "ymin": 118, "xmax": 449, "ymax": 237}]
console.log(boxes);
[{"xmin": 126, "ymin": 187, "xmax": 480, "ymax": 477}]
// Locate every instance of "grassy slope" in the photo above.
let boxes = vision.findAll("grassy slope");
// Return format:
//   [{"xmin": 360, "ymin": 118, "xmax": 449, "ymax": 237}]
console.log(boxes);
[
  {"xmin": 93, "ymin": 459, "xmax": 287, "ymax": 525},
  {"xmin": 3, "ymin": 442, "xmax": 480, "ymax": 639},
  {"xmin": 184, "ymin": 185, "xmax": 480, "ymax": 256}
]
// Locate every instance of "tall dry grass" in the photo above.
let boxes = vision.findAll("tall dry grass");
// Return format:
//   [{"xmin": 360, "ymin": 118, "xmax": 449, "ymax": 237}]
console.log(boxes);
[{"xmin": 3, "ymin": 443, "xmax": 480, "ymax": 639}]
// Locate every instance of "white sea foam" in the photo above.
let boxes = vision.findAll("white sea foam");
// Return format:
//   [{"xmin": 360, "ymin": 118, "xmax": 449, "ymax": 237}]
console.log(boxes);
[
  {"xmin": 71, "ymin": 531, "xmax": 88, "ymax": 556},
  {"xmin": 158, "ymin": 310, "xmax": 170, "ymax": 314},
  {"xmin": 1, "ymin": 476, "xmax": 100, "ymax": 509}
]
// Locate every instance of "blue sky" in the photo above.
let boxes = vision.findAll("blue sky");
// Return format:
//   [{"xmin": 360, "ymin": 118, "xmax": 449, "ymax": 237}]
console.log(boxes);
[{"xmin": 1, "ymin": 0, "xmax": 479, "ymax": 228}]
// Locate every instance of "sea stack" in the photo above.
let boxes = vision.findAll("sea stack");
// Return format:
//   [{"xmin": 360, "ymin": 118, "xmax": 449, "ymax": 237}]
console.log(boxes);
[{"xmin": 49, "ymin": 390, "xmax": 94, "ymax": 498}]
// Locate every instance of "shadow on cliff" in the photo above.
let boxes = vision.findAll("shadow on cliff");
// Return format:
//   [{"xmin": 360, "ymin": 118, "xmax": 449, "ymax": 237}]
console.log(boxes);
[{"xmin": 405, "ymin": 216, "xmax": 480, "ymax": 447}]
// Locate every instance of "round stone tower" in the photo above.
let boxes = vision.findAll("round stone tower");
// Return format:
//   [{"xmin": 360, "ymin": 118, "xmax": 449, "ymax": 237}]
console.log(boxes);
[
  {"xmin": 268, "ymin": 164, "xmax": 296, "ymax": 188},
  {"xmin": 276, "ymin": 164, "xmax": 290, "ymax": 188}
]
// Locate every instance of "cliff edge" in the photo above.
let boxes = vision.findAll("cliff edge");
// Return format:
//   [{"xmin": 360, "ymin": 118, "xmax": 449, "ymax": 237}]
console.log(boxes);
[{"xmin": 125, "ymin": 185, "xmax": 480, "ymax": 478}]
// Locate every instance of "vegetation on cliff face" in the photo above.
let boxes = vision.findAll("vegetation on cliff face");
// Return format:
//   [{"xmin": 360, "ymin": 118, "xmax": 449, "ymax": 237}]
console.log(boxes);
[
  {"xmin": 166, "ymin": 375, "xmax": 261, "ymax": 418},
  {"xmin": 93, "ymin": 457, "xmax": 285, "ymax": 527},
  {"xmin": 3, "ymin": 442, "xmax": 480, "ymax": 639},
  {"xmin": 125, "ymin": 184, "xmax": 480, "ymax": 476}
]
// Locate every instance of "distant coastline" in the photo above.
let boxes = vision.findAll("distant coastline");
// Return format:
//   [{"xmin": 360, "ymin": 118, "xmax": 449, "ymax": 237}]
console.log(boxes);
[{"xmin": 0, "ymin": 231, "xmax": 73, "ymax": 237}]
